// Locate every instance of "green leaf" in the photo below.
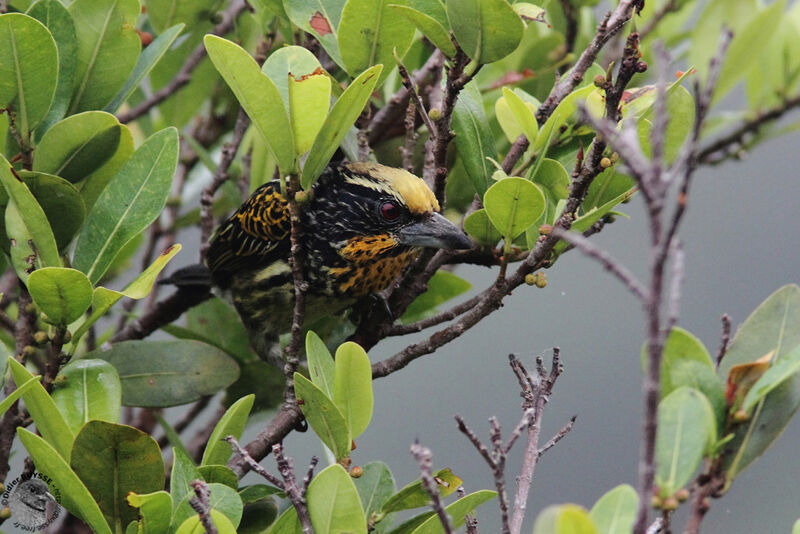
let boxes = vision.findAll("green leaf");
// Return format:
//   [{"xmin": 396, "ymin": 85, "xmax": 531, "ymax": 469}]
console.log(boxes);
[
  {"xmin": 170, "ymin": 448, "xmax": 200, "ymax": 516},
  {"xmin": 410, "ymin": 490, "xmax": 497, "ymax": 534},
  {"xmin": 718, "ymin": 284, "xmax": 800, "ymax": 483},
  {"xmin": 79, "ymin": 122, "xmax": 134, "ymax": 211},
  {"xmin": 589, "ymin": 484, "xmax": 638, "ymax": 534},
  {"xmin": 655, "ymin": 387, "xmax": 716, "ymax": 497},
  {"xmin": 294, "ymin": 372, "xmax": 351, "ymax": 460},
  {"xmin": 282, "ymin": 0, "xmax": 347, "ymax": 70},
  {"xmin": 201, "ymin": 394, "xmax": 255, "ymax": 466},
  {"xmin": 261, "ymin": 45, "xmax": 322, "ymax": 115},
  {"xmin": 641, "ymin": 327, "xmax": 714, "ymax": 399},
  {"xmin": 127, "ymin": 491, "xmax": 173, "ymax": 534},
  {"xmin": 338, "ymin": 0, "xmax": 415, "ymax": 84},
  {"xmin": 382, "ymin": 468, "xmax": 462, "ymax": 513},
  {"xmin": 388, "ymin": 5, "xmax": 456, "ymax": 57},
  {"xmin": 353, "ymin": 462, "xmax": 396, "ymax": 534},
  {"xmin": 86, "ymin": 340, "xmax": 240, "ymax": 408},
  {"xmin": 334, "ymin": 341, "xmax": 374, "ymax": 440},
  {"xmin": 176, "ymin": 510, "xmax": 237, "ymax": 534},
  {"xmin": 239, "ymin": 496, "xmax": 279, "ymax": 534},
  {"xmin": 583, "ymin": 168, "xmax": 635, "ymax": 211},
  {"xmin": 27, "ymin": 0, "xmax": 77, "ymax": 136},
  {"xmin": 307, "ymin": 464, "xmax": 366, "ymax": 533},
  {"xmin": 446, "ymin": 0, "xmax": 522, "ymax": 64},
  {"xmin": 306, "ymin": 330, "xmax": 335, "ymax": 398},
  {"xmin": 713, "ymin": 0, "xmax": 785, "ymax": 104},
  {"xmin": 499, "ymin": 87, "xmax": 538, "ymax": 144},
  {"xmin": 742, "ymin": 344, "xmax": 800, "ymax": 414},
  {"xmin": 17, "ymin": 428, "xmax": 112, "ymax": 534},
  {"xmin": 67, "ymin": 0, "xmax": 141, "ymax": 113},
  {"xmin": 8, "ymin": 357, "xmax": 74, "ymax": 460},
  {"xmin": 534, "ymin": 84, "xmax": 596, "ymax": 154},
  {"xmin": 15, "ymin": 171, "xmax": 86, "ymax": 251},
  {"xmin": 463, "ymin": 208, "xmax": 501, "ymax": 246},
  {"xmin": 51, "ymin": 359, "xmax": 121, "ymax": 434},
  {"xmin": 288, "ymin": 71, "xmax": 331, "ymax": 155},
  {"xmin": 204, "ymin": 35, "xmax": 295, "ymax": 174},
  {"xmin": 105, "ymin": 23, "xmax": 186, "ymax": 113},
  {"xmin": 452, "ymin": 81, "xmax": 497, "ymax": 195},
  {"xmin": 388, "ymin": 512, "xmax": 435, "ymax": 534},
  {"xmin": 73, "ymin": 127, "xmax": 179, "ymax": 284},
  {"xmin": 669, "ymin": 360, "xmax": 727, "ymax": 436},
  {"xmin": 638, "ymin": 85, "xmax": 695, "ymax": 164},
  {"xmin": 555, "ymin": 504, "xmax": 599, "ymax": 534},
  {"xmin": 70, "ymin": 421, "xmax": 165, "ymax": 532},
  {"xmin": 198, "ymin": 465, "xmax": 239, "ymax": 489},
  {"xmin": 484, "ymin": 177, "xmax": 545, "ymax": 240},
  {"xmin": 70, "ymin": 244, "xmax": 181, "ymax": 347},
  {"xmin": 27, "ymin": 267, "xmax": 93, "ymax": 325},
  {"xmin": 0, "ymin": 154, "xmax": 60, "ymax": 280},
  {"xmin": 144, "ymin": 0, "xmax": 217, "ymax": 33},
  {"xmin": 174, "ymin": 297, "xmax": 255, "ymax": 363},
  {"xmin": 401, "ymin": 271, "xmax": 471, "ymax": 322},
  {"xmin": 301, "ymin": 64, "xmax": 383, "ymax": 188},
  {"xmin": 0, "ymin": 13, "xmax": 58, "ymax": 137},
  {"xmin": 173, "ymin": 482, "xmax": 243, "ymax": 531},
  {"xmin": 0, "ymin": 374, "xmax": 40, "ymax": 417},
  {"xmin": 268, "ymin": 505, "xmax": 302, "ymax": 534}
]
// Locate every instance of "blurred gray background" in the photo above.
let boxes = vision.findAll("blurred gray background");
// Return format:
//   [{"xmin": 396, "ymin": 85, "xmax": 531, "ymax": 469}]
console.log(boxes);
[{"xmin": 238, "ymin": 131, "xmax": 800, "ymax": 533}]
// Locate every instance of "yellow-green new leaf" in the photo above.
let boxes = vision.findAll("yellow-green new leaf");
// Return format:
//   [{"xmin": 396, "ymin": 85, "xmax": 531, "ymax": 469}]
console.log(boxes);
[
  {"xmin": 204, "ymin": 35, "xmax": 295, "ymax": 174},
  {"xmin": 288, "ymin": 71, "xmax": 331, "ymax": 155},
  {"xmin": 201, "ymin": 394, "xmax": 255, "ymax": 466},
  {"xmin": 502, "ymin": 87, "xmax": 538, "ymax": 144},
  {"xmin": 294, "ymin": 372, "xmax": 351, "ymax": 461},
  {"xmin": 333, "ymin": 342, "xmax": 373, "ymax": 439},
  {"xmin": 307, "ymin": 464, "xmax": 367, "ymax": 534},
  {"xmin": 301, "ymin": 65, "xmax": 383, "ymax": 188},
  {"xmin": 306, "ymin": 330, "xmax": 335, "ymax": 398}
]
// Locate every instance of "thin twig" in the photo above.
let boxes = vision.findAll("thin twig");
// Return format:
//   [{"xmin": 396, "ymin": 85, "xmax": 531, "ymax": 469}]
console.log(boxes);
[
  {"xmin": 410, "ymin": 442, "xmax": 454, "ymax": 534},
  {"xmin": 396, "ymin": 57, "xmax": 438, "ymax": 140},
  {"xmin": 189, "ymin": 480, "xmax": 218, "ymax": 534},
  {"xmin": 116, "ymin": 0, "xmax": 247, "ymax": 124},
  {"xmin": 538, "ymin": 416, "xmax": 577, "ymax": 458},
  {"xmin": 273, "ymin": 442, "xmax": 315, "ymax": 534},
  {"xmin": 226, "ymin": 436, "xmax": 285, "ymax": 488},
  {"xmin": 715, "ymin": 314, "xmax": 732, "ymax": 368},
  {"xmin": 283, "ymin": 175, "xmax": 308, "ymax": 403}
]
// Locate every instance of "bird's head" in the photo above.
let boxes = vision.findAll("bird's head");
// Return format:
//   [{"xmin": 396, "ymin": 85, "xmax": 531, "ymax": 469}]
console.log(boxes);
[
  {"xmin": 310, "ymin": 162, "xmax": 471, "ymax": 251},
  {"xmin": 303, "ymin": 162, "xmax": 472, "ymax": 295}
]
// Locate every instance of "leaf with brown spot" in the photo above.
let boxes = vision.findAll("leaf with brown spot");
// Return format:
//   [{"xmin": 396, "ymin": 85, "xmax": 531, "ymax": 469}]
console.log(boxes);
[{"xmin": 310, "ymin": 11, "xmax": 333, "ymax": 35}]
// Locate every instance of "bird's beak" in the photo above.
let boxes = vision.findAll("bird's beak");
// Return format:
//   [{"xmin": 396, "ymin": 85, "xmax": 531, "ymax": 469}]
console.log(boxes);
[{"xmin": 396, "ymin": 212, "xmax": 472, "ymax": 250}]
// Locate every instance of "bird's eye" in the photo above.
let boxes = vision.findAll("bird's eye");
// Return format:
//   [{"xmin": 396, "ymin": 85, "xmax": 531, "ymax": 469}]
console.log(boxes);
[{"xmin": 380, "ymin": 202, "xmax": 400, "ymax": 221}]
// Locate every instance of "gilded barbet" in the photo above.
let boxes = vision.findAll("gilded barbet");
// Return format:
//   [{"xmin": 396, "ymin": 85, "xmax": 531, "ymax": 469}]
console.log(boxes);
[{"xmin": 205, "ymin": 162, "xmax": 472, "ymax": 363}]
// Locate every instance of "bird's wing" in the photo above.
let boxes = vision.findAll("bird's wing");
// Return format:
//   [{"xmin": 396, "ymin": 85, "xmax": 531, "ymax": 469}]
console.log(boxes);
[{"xmin": 206, "ymin": 181, "xmax": 291, "ymax": 287}]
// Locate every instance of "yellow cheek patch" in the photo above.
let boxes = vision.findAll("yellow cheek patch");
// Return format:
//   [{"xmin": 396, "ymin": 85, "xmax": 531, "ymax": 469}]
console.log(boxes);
[
  {"xmin": 346, "ymin": 162, "xmax": 439, "ymax": 215},
  {"xmin": 338, "ymin": 234, "xmax": 400, "ymax": 261}
]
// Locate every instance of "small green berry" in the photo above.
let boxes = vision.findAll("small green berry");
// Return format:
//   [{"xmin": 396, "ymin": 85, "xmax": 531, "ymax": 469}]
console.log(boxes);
[
  {"xmin": 428, "ymin": 108, "xmax": 442, "ymax": 121},
  {"xmin": 33, "ymin": 331, "xmax": 49, "ymax": 345},
  {"xmin": 675, "ymin": 488, "xmax": 690, "ymax": 502},
  {"xmin": 662, "ymin": 496, "xmax": 679, "ymax": 511},
  {"xmin": 600, "ymin": 157, "xmax": 612, "ymax": 169},
  {"xmin": 350, "ymin": 466, "xmax": 363, "ymax": 478},
  {"xmin": 525, "ymin": 273, "xmax": 536, "ymax": 286},
  {"xmin": 22, "ymin": 345, "xmax": 36, "ymax": 357},
  {"xmin": 0, "ymin": 507, "xmax": 10, "ymax": 519},
  {"xmin": 538, "ymin": 224, "xmax": 552, "ymax": 236},
  {"xmin": 534, "ymin": 272, "xmax": 547, "ymax": 288}
]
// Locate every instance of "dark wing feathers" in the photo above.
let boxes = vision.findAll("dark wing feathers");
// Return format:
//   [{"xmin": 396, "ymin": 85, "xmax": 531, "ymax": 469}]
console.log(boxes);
[{"xmin": 206, "ymin": 182, "xmax": 291, "ymax": 288}]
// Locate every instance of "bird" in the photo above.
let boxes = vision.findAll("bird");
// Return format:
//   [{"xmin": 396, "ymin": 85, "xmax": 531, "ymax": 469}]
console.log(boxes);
[
  {"xmin": 7, "ymin": 478, "xmax": 56, "ymax": 529},
  {"xmin": 203, "ymin": 161, "xmax": 472, "ymax": 364}
]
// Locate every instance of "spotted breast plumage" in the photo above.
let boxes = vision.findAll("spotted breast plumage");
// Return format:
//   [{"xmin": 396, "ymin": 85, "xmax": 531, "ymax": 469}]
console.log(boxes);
[{"xmin": 205, "ymin": 162, "xmax": 472, "ymax": 364}]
